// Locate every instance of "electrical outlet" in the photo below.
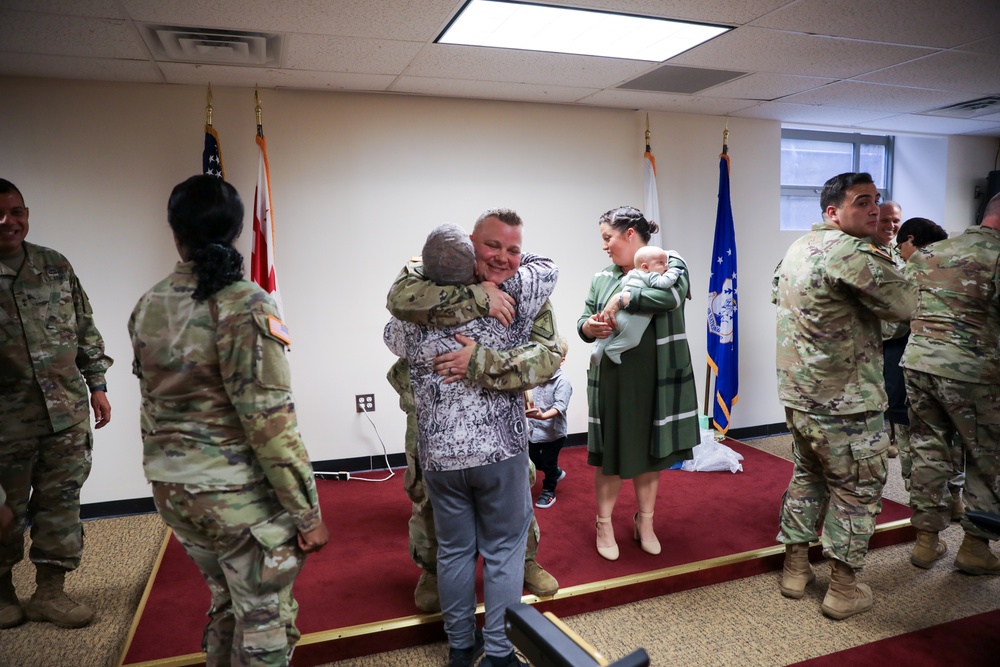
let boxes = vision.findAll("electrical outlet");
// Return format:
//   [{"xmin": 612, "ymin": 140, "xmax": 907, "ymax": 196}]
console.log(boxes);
[{"xmin": 356, "ymin": 394, "xmax": 375, "ymax": 413}]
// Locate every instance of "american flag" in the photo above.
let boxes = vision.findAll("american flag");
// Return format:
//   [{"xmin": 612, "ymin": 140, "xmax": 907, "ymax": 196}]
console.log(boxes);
[{"xmin": 203, "ymin": 125, "xmax": 225, "ymax": 180}]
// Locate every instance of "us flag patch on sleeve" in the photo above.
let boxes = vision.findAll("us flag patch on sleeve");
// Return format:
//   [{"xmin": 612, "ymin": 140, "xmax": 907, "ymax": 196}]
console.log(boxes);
[{"xmin": 268, "ymin": 315, "xmax": 291, "ymax": 346}]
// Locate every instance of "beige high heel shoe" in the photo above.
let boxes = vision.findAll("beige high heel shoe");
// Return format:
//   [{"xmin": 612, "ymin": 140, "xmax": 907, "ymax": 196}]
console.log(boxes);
[
  {"xmin": 596, "ymin": 516, "xmax": 619, "ymax": 561},
  {"xmin": 633, "ymin": 511, "xmax": 661, "ymax": 555}
]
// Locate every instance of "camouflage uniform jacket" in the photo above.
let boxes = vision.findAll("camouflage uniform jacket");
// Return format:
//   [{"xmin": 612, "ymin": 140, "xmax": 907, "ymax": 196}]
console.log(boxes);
[
  {"xmin": 386, "ymin": 257, "xmax": 562, "ymax": 391},
  {"xmin": 773, "ymin": 221, "xmax": 917, "ymax": 415},
  {"xmin": 0, "ymin": 241, "xmax": 112, "ymax": 441},
  {"xmin": 384, "ymin": 253, "xmax": 559, "ymax": 471},
  {"xmin": 901, "ymin": 225, "xmax": 1000, "ymax": 385},
  {"xmin": 129, "ymin": 262, "xmax": 320, "ymax": 532}
]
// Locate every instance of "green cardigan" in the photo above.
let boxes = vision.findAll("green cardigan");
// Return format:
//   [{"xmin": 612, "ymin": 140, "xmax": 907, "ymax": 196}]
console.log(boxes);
[{"xmin": 577, "ymin": 259, "xmax": 700, "ymax": 460}]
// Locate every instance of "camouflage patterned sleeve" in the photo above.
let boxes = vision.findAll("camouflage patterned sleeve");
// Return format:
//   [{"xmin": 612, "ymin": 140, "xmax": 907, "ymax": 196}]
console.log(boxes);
[
  {"xmin": 386, "ymin": 260, "xmax": 490, "ymax": 327},
  {"xmin": 466, "ymin": 298, "xmax": 562, "ymax": 391},
  {"xmin": 836, "ymin": 244, "xmax": 917, "ymax": 323},
  {"xmin": 71, "ymin": 271, "xmax": 113, "ymax": 389},
  {"xmin": 217, "ymin": 300, "xmax": 321, "ymax": 532}
]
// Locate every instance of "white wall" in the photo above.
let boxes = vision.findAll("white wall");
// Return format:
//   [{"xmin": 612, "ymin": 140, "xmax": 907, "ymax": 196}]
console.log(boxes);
[
  {"xmin": 892, "ymin": 135, "xmax": 948, "ymax": 224},
  {"xmin": 0, "ymin": 76, "xmax": 995, "ymax": 504}
]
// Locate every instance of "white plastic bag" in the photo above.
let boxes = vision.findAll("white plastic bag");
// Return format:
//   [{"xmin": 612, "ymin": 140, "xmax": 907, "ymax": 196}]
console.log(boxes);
[{"xmin": 680, "ymin": 430, "xmax": 744, "ymax": 473}]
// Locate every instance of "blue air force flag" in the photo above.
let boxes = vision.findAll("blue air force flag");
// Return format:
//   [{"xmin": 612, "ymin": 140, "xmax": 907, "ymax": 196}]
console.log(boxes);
[{"xmin": 706, "ymin": 154, "xmax": 738, "ymax": 433}]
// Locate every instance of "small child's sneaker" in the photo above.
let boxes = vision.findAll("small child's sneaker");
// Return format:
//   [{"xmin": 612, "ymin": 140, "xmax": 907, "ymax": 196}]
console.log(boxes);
[
  {"xmin": 554, "ymin": 468, "xmax": 567, "ymax": 483},
  {"xmin": 535, "ymin": 490, "xmax": 556, "ymax": 508}
]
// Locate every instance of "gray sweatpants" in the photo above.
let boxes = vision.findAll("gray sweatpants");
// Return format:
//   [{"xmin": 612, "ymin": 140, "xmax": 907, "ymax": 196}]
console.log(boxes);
[{"xmin": 424, "ymin": 451, "xmax": 532, "ymax": 658}]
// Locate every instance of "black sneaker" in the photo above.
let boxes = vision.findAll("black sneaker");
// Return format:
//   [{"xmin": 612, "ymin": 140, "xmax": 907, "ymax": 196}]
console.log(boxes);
[
  {"xmin": 447, "ymin": 629, "xmax": 484, "ymax": 667},
  {"xmin": 554, "ymin": 468, "xmax": 567, "ymax": 483},
  {"xmin": 535, "ymin": 490, "xmax": 556, "ymax": 509},
  {"xmin": 484, "ymin": 650, "xmax": 529, "ymax": 666}
]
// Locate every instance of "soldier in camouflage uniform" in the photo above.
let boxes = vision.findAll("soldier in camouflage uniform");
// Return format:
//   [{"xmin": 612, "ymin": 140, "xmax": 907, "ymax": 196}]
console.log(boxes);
[
  {"xmin": 880, "ymin": 218, "xmax": 957, "ymax": 501},
  {"xmin": 386, "ymin": 227, "xmax": 561, "ymax": 615},
  {"xmin": 129, "ymin": 176, "xmax": 329, "ymax": 667},
  {"xmin": 0, "ymin": 178, "xmax": 113, "ymax": 630},
  {"xmin": 902, "ymin": 193, "xmax": 1000, "ymax": 575},
  {"xmin": 773, "ymin": 173, "xmax": 917, "ymax": 620}
]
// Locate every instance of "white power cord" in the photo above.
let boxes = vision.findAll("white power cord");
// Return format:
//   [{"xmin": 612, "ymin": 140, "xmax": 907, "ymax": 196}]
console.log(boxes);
[{"xmin": 315, "ymin": 404, "xmax": 396, "ymax": 483}]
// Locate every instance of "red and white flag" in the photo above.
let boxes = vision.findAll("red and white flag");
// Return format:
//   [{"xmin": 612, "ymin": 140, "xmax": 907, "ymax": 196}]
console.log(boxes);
[
  {"xmin": 643, "ymin": 143, "xmax": 663, "ymax": 247},
  {"xmin": 251, "ymin": 132, "xmax": 283, "ymax": 316}
]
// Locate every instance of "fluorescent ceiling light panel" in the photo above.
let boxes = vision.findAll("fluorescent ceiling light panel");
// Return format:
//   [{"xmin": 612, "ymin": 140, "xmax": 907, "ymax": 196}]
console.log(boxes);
[{"xmin": 437, "ymin": 0, "xmax": 730, "ymax": 62}]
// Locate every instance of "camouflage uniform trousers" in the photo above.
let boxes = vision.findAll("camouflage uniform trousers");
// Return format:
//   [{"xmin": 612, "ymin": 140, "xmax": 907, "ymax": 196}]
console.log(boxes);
[
  {"xmin": 403, "ymin": 407, "xmax": 540, "ymax": 574},
  {"xmin": 0, "ymin": 420, "xmax": 92, "ymax": 577},
  {"xmin": 904, "ymin": 369, "xmax": 999, "ymax": 538},
  {"xmin": 777, "ymin": 408, "xmax": 888, "ymax": 570},
  {"xmin": 152, "ymin": 482, "xmax": 306, "ymax": 667},
  {"xmin": 893, "ymin": 421, "xmax": 965, "ymax": 494}
]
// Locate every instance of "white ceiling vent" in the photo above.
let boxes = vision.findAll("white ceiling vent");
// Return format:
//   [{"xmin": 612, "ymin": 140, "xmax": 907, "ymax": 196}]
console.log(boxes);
[
  {"xmin": 922, "ymin": 96, "xmax": 1000, "ymax": 119},
  {"xmin": 138, "ymin": 24, "xmax": 283, "ymax": 67}
]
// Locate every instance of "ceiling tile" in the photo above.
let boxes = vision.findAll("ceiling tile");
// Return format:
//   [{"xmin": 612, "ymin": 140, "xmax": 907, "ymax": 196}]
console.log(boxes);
[
  {"xmin": 157, "ymin": 62, "xmax": 396, "ymax": 91},
  {"xmin": 0, "ymin": 9, "xmax": 148, "ymax": 58},
  {"xmin": 699, "ymin": 72, "xmax": 834, "ymax": 100},
  {"xmin": 749, "ymin": 0, "xmax": 1000, "ymax": 48},
  {"xmin": 959, "ymin": 34, "xmax": 1000, "ymax": 56},
  {"xmin": 122, "ymin": 0, "xmax": 460, "ymax": 41},
  {"xmin": 284, "ymin": 34, "xmax": 424, "ymax": 74},
  {"xmin": 0, "ymin": 0, "xmax": 125, "ymax": 18},
  {"xmin": 0, "ymin": 52, "xmax": 161, "ymax": 83},
  {"xmin": 733, "ymin": 101, "xmax": 893, "ymax": 126},
  {"xmin": 855, "ymin": 114, "xmax": 1000, "ymax": 136},
  {"xmin": 390, "ymin": 77, "xmax": 600, "ymax": 104},
  {"xmin": 578, "ymin": 89, "xmax": 758, "ymax": 115},
  {"xmin": 858, "ymin": 51, "xmax": 1000, "ymax": 94},
  {"xmin": 783, "ymin": 82, "xmax": 981, "ymax": 113},
  {"xmin": 671, "ymin": 27, "xmax": 935, "ymax": 79}
]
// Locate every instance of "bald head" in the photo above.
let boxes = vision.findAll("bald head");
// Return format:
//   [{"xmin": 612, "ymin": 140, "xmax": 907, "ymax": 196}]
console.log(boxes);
[{"xmin": 983, "ymin": 193, "xmax": 1000, "ymax": 231}]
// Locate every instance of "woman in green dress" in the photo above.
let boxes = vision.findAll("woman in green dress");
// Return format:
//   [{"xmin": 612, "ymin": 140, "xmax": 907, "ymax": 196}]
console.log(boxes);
[{"xmin": 577, "ymin": 206, "xmax": 699, "ymax": 561}]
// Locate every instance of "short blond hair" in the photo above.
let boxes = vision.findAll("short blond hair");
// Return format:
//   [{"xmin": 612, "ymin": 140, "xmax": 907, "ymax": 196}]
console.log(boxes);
[{"xmin": 633, "ymin": 245, "xmax": 666, "ymax": 267}]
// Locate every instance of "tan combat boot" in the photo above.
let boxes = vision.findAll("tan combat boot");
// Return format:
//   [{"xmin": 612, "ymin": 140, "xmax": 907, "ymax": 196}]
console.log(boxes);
[
  {"xmin": 0, "ymin": 570, "xmax": 25, "ymax": 629},
  {"xmin": 779, "ymin": 543, "xmax": 815, "ymax": 599},
  {"xmin": 954, "ymin": 534, "xmax": 1000, "ymax": 576},
  {"xmin": 524, "ymin": 559, "xmax": 559, "ymax": 598},
  {"xmin": 821, "ymin": 560, "xmax": 873, "ymax": 620},
  {"xmin": 911, "ymin": 530, "xmax": 948, "ymax": 569},
  {"xmin": 24, "ymin": 565, "xmax": 94, "ymax": 628},
  {"xmin": 413, "ymin": 571, "xmax": 440, "ymax": 613},
  {"xmin": 951, "ymin": 489, "xmax": 965, "ymax": 522}
]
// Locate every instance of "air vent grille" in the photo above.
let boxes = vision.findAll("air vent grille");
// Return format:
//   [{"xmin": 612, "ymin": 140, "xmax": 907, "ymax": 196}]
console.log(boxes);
[
  {"xmin": 922, "ymin": 96, "xmax": 1000, "ymax": 119},
  {"xmin": 138, "ymin": 24, "xmax": 282, "ymax": 67}
]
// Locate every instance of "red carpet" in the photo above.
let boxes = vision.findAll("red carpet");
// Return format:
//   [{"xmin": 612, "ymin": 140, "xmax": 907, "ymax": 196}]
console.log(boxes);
[
  {"xmin": 791, "ymin": 609, "xmax": 997, "ymax": 666},
  {"xmin": 121, "ymin": 440, "xmax": 913, "ymax": 666}
]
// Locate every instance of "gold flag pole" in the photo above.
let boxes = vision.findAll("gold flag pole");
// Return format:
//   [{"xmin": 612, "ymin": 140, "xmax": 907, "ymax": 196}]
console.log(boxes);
[
  {"xmin": 206, "ymin": 83, "xmax": 214, "ymax": 126},
  {"xmin": 254, "ymin": 86, "xmax": 263, "ymax": 137},
  {"xmin": 704, "ymin": 120, "xmax": 732, "ymax": 430}
]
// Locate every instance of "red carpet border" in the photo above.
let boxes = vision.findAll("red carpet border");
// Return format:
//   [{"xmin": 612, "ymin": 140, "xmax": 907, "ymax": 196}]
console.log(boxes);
[
  {"xmin": 120, "ymin": 440, "xmax": 914, "ymax": 666},
  {"xmin": 790, "ymin": 609, "xmax": 997, "ymax": 666}
]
